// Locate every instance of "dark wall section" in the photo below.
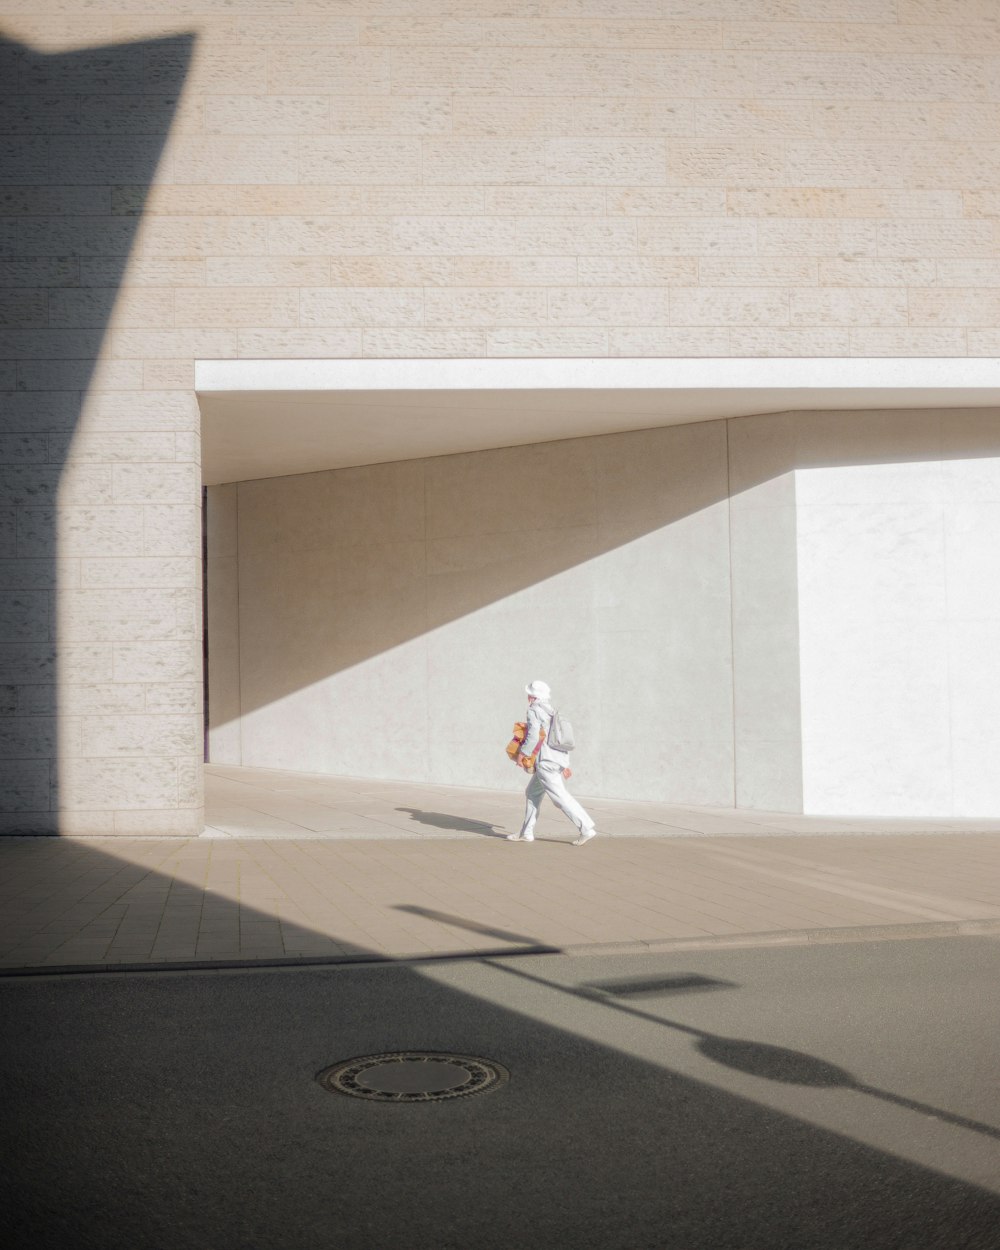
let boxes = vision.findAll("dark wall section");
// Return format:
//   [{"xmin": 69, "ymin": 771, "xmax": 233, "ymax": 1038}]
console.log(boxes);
[{"xmin": 0, "ymin": 31, "xmax": 192, "ymax": 832}]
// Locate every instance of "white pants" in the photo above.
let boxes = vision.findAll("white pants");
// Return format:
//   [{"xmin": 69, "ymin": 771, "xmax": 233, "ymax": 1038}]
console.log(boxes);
[{"xmin": 519, "ymin": 763, "xmax": 594, "ymax": 838}]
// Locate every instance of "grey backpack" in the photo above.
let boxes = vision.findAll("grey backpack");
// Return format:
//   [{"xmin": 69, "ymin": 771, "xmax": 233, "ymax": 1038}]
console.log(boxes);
[{"xmin": 547, "ymin": 708, "xmax": 575, "ymax": 752}]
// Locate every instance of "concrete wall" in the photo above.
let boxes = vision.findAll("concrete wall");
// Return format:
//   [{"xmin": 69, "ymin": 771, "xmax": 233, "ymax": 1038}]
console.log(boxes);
[
  {"xmin": 209, "ymin": 408, "xmax": 1000, "ymax": 817},
  {"xmin": 208, "ymin": 420, "xmax": 736, "ymax": 804},
  {"xmin": 3, "ymin": 2, "xmax": 999, "ymax": 831},
  {"xmin": 729, "ymin": 415, "xmax": 803, "ymax": 811},
  {"xmin": 790, "ymin": 408, "xmax": 1000, "ymax": 817},
  {"xmin": 732, "ymin": 406, "xmax": 1000, "ymax": 817}
]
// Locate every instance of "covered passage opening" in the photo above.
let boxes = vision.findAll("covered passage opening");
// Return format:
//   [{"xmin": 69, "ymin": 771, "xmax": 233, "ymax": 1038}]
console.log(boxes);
[{"xmin": 197, "ymin": 358, "xmax": 1000, "ymax": 819}]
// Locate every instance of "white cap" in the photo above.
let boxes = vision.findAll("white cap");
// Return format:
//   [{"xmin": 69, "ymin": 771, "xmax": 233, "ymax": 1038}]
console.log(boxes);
[{"xmin": 525, "ymin": 680, "xmax": 551, "ymax": 700}]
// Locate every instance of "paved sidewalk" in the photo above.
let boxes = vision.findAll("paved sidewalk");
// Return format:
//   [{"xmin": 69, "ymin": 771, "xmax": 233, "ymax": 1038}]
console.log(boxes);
[
  {"xmin": 2, "ymin": 768, "xmax": 1000, "ymax": 972},
  {"xmin": 203, "ymin": 765, "xmax": 1000, "ymax": 839}
]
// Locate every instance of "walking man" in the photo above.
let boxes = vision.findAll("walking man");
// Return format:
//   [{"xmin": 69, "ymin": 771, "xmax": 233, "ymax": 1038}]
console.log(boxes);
[{"xmin": 508, "ymin": 680, "xmax": 598, "ymax": 845}]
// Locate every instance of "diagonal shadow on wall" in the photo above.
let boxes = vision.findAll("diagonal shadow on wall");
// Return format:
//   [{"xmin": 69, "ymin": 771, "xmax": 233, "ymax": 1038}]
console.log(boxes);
[
  {"xmin": 219, "ymin": 405, "xmax": 1000, "ymax": 718},
  {"xmin": 0, "ymin": 31, "xmax": 193, "ymax": 834},
  {"xmin": 207, "ymin": 403, "xmax": 1000, "ymax": 805}
]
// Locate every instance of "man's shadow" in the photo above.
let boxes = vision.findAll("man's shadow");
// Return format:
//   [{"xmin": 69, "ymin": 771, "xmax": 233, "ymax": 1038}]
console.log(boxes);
[{"xmin": 394, "ymin": 808, "xmax": 507, "ymax": 838}]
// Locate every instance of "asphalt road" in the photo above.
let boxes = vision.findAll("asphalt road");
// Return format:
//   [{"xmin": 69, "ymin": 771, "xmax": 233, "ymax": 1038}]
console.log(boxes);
[{"xmin": 2, "ymin": 936, "xmax": 999, "ymax": 1250}]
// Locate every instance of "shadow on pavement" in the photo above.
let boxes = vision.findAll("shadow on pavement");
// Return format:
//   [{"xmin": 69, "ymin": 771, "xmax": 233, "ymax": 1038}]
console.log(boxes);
[
  {"xmin": 402, "ymin": 906, "xmax": 1000, "ymax": 1144},
  {"xmin": 3, "ymin": 951, "xmax": 1000, "ymax": 1250},
  {"xmin": 2, "ymin": 838, "xmax": 1000, "ymax": 1249},
  {"xmin": 585, "ymin": 972, "xmax": 739, "ymax": 998},
  {"xmin": 395, "ymin": 903, "xmax": 554, "ymax": 948},
  {"xmin": 494, "ymin": 959, "xmax": 1000, "ymax": 1145},
  {"xmin": 395, "ymin": 807, "xmax": 506, "ymax": 837}
]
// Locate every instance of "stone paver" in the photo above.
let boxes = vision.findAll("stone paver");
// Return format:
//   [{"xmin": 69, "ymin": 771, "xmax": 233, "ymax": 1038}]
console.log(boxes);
[{"xmin": 1, "ymin": 767, "xmax": 1000, "ymax": 971}]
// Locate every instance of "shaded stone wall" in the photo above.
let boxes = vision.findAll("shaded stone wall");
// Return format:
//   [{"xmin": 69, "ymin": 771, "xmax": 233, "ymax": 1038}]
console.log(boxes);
[{"xmin": 0, "ymin": 30, "xmax": 200, "ymax": 835}]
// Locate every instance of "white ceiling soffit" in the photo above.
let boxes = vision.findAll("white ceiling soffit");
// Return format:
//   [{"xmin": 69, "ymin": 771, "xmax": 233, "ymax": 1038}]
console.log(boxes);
[{"xmin": 196, "ymin": 357, "xmax": 1000, "ymax": 486}]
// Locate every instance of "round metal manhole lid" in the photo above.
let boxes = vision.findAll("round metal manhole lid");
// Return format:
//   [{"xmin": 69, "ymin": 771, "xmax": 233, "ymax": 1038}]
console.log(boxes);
[{"xmin": 317, "ymin": 1052, "xmax": 509, "ymax": 1103}]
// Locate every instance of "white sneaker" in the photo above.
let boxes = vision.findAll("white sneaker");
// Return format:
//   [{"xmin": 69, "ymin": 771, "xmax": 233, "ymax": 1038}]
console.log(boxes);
[
  {"xmin": 507, "ymin": 832, "xmax": 534, "ymax": 841},
  {"xmin": 572, "ymin": 828, "xmax": 597, "ymax": 846}
]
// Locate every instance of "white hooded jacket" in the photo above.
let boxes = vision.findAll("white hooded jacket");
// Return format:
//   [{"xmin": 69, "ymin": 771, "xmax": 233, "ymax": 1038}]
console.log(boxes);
[{"xmin": 520, "ymin": 699, "xmax": 570, "ymax": 770}]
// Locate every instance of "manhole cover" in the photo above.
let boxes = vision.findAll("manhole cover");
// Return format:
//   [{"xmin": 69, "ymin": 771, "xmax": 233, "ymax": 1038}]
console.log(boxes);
[{"xmin": 316, "ymin": 1052, "xmax": 509, "ymax": 1103}]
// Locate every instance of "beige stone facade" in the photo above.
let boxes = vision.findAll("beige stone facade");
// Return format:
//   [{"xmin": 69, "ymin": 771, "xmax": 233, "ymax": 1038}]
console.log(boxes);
[{"xmin": 2, "ymin": 2, "xmax": 999, "ymax": 832}]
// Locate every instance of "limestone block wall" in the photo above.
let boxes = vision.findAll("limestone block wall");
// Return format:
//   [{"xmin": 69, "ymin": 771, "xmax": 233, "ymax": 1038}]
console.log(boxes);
[
  {"xmin": 0, "ymin": 28, "xmax": 204, "ymax": 835},
  {"xmin": 209, "ymin": 407, "xmax": 1000, "ymax": 817},
  {"xmin": 3, "ymin": 0, "xmax": 999, "ymax": 832},
  {"xmin": 5, "ymin": 2, "xmax": 998, "ymax": 365}
]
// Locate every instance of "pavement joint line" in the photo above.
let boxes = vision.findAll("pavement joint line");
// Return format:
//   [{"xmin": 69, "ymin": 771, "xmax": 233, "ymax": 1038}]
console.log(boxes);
[
  {"xmin": 2, "ymin": 918, "xmax": 1000, "ymax": 979},
  {"xmin": 8, "ymin": 826, "xmax": 1000, "ymax": 843}
]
